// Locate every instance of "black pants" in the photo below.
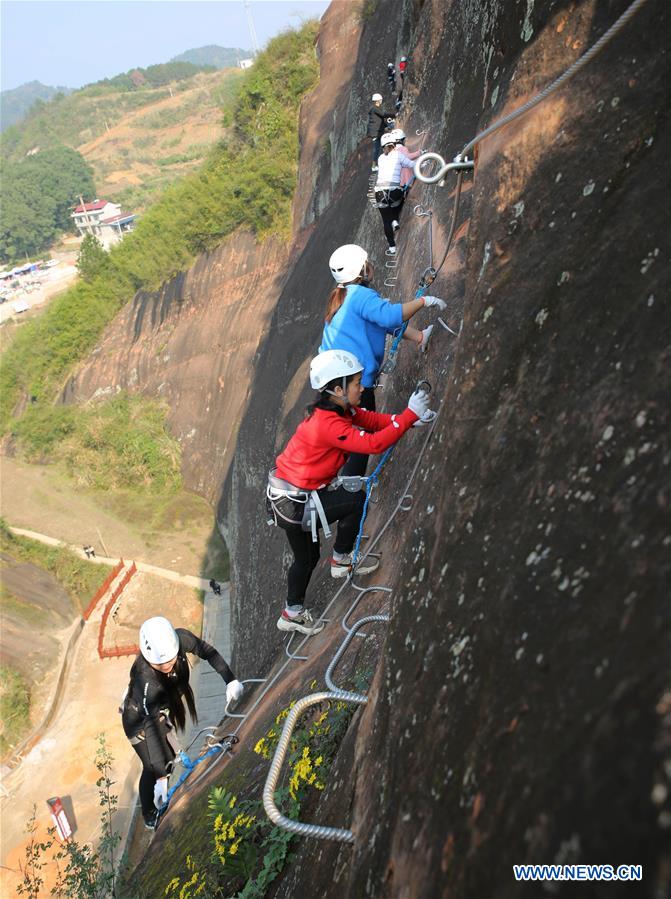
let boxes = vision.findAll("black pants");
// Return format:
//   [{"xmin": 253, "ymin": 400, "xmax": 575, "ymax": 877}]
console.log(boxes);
[
  {"xmin": 340, "ymin": 387, "xmax": 376, "ymax": 478},
  {"xmin": 371, "ymin": 136, "xmax": 381, "ymax": 165},
  {"xmin": 375, "ymin": 189, "xmax": 405, "ymax": 247},
  {"xmin": 270, "ymin": 487, "xmax": 366, "ymax": 608},
  {"xmin": 130, "ymin": 738, "xmax": 175, "ymax": 817}
]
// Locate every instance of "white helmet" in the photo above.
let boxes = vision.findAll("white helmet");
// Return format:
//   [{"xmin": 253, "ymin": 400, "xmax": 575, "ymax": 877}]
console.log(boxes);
[
  {"xmin": 328, "ymin": 244, "xmax": 368, "ymax": 284},
  {"xmin": 140, "ymin": 617, "xmax": 179, "ymax": 665},
  {"xmin": 390, "ymin": 128, "xmax": 406, "ymax": 142},
  {"xmin": 401, "ymin": 56, "xmax": 407, "ymax": 62},
  {"xmin": 381, "ymin": 132, "xmax": 397, "ymax": 148},
  {"xmin": 310, "ymin": 350, "xmax": 363, "ymax": 391},
  {"xmin": 371, "ymin": 92, "xmax": 383, "ymax": 102}
]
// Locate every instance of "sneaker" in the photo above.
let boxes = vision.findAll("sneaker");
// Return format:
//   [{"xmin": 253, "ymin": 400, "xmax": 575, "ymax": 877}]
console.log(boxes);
[
  {"xmin": 392, "ymin": 219, "xmax": 400, "ymax": 232},
  {"xmin": 143, "ymin": 809, "xmax": 159, "ymax": 831},
  {"xmin": 331, "ymin": 553, "xmax": 380, "ymax": 578},
  {"xmin": 277, "ymin": 609, "xmax": 325, "ymax": 635},
  {"xmin": 387, "ymin": 246, "xmax": 396, "ymax": 255}
]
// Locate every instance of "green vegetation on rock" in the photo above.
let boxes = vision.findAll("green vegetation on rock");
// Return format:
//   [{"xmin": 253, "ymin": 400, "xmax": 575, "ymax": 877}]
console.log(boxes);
[
  {"xmin": 0, "ymin": 663, "xmax": 31, "ymax": 755},
  {"xmin": 170, "ymin": 46, "xmax": 250, "ymax": 69},
  {"xmin": 0, "ymin": 21, "xmax": 319, "ymax": 436},
  {"xmin": 0, "ymin": 518, "xmax": 112, "ymax": 612},
  {"xmin": 0, "ymin": 145, "xmax": 95, "ymax": 263},
  {"xmin": 11, "ymin": 393, "xmax": 182, "ymax": 492}
]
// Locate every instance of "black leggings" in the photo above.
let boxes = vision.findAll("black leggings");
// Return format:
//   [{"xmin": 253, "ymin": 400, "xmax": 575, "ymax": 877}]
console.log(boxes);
[
  {"xmin": 375, "ymin": 189, "xmax": 405, "ymax": 247},
  {"xmin": 130, "ymin": 738, "xmax": 175, "ymax": 817},
  {"xmin": 340, "ymin": 387, "xmax": 376, "ymax": 478},
  {"xmin": 271, "ymin": 487, "xmax": 366, "ymax": 609}
]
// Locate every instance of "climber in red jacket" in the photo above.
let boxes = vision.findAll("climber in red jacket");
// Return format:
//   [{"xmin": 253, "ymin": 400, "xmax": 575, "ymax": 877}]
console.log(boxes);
[{"xmin": 266, "ymin": 349, "xmax": 435, "ymax": 635}]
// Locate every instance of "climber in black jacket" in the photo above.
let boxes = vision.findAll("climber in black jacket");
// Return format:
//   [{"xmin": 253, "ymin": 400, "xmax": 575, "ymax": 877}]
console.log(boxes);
[
  {"xmin": 366, "ymin": 92, "xmax": 395, "ymax": 171},
  {"xmin": 121, "ymin": 616, "xmax": 243, "ymax": 829}
]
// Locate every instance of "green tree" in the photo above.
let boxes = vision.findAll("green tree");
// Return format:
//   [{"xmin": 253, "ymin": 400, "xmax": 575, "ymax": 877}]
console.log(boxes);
[
  {"xmin": 0, "ymin": 146, "xmax": 95, "ymax": 263},
  {"xmin": 77, "ymin": 234, "xmax": 109, "ymax": 282}
]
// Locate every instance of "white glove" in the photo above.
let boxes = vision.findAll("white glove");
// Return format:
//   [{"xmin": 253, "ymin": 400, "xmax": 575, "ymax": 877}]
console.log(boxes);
[
  {"xmin": 407, "ymin": 389, "xmax": 430, "ymax": 419},
  {"xmin": 413, "ymin": 409, "xmax": 438, "ymax": 427},
  {"xmin": 153, "ymin": 777, "xmax": 168, "ymax": 809},
  {"xmin": 226, "ymin": 679, "xmax": 244, "ymax": 705},
  {"xmin": 423, "ymin": 295, "xmax": 447, "ymax": 310},
  {"xmin": 419, "ymin": 324, "xmax": 434, "ymax": 353}
]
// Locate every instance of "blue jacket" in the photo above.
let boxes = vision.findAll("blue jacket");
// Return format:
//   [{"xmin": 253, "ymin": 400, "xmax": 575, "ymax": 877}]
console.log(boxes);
[{"xmin": 320, "ymin": 284, "xmax": 404, "ymax": 387}]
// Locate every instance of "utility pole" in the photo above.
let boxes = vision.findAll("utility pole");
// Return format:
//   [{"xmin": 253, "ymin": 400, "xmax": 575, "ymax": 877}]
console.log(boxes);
[{"xmin": 244, "ymin": 0, "xmax": 260, "ymax": 56}]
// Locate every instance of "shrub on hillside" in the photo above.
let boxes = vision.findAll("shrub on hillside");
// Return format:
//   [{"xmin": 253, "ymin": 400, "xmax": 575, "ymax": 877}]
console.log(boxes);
[
  {"xmin": 0, "ymin": 21, "xmax": 320, "ymax": 436},
  {"xmin": 0, "ymin": 146, "xmax": 95, "ymax": 263}
]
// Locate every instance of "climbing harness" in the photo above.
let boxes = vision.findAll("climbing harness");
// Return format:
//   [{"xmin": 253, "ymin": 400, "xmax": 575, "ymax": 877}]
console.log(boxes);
[
  {"xmin": 267, "ymin": 470, "xmax": 375, "ymax": 543},
  {"xmin": 266, "ymin": 469, "xmax": 331, "ymax": 542},
  {"xmin": 154, "ymin": 727, "xmax": 239, "ymax": 830}
]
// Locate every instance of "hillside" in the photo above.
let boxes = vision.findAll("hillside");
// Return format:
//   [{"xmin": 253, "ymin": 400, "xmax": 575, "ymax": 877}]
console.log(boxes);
[
  {"xmin": 1, "ymin": 66, "xmax": 242, "ymax": 212},
  {"xmin": 0, "ymin": 81, "xmax": 73, "ymax": 132},
  {"xmin": 170, "ymin": 45, "xmax": 250, "ymax": 68},
  {"xmin": 2, "ymin": 0, "xmax": 668, "ymax": 897}
]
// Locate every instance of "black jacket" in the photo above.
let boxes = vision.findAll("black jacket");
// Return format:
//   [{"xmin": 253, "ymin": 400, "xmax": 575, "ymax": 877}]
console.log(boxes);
[
  {"xmin": 121, "ymin": 628, "xmax": 234, "ymax": 777},
  {"xmin": 367, "ymin": 105, "xmax": 395, "ymax": 138}
]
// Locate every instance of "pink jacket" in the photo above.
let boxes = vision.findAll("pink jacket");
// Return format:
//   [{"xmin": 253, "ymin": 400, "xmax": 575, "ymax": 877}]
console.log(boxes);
[{"xmin": 397, "ymin": 144, "xmax": 421, "ymax": 188}]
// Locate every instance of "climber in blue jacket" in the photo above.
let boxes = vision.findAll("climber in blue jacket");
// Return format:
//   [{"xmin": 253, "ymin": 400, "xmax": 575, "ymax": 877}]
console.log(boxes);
[{"xmin": 320, "ymin": 243, "xmax": 446, "ymax": 476}]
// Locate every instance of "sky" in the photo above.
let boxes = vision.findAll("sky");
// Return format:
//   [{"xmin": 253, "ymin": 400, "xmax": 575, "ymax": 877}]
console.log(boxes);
[{"xmin": 0, "ymin": 0, "xmax": 331, "ymax": 92}]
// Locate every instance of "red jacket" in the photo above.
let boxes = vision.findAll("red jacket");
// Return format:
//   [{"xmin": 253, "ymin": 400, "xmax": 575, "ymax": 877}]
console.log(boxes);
[{"xmin": 275, "ymin": 405, "xmax": 418, "ymax": 490}]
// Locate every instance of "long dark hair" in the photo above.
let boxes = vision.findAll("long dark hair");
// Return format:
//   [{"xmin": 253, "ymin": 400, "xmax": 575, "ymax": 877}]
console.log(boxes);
[
  {"xmin": 132, "ymin": 653, "xmax": 198, "ymax": 731},
  {"xmin": 305, "ymin": 373, "xmax": 359, "ymax": 419}
]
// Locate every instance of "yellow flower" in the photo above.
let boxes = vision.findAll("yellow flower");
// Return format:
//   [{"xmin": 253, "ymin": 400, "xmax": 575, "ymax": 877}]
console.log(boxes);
[{"xmin": 229, "ymin": 795, "xmax": 236, "ymax": 809}]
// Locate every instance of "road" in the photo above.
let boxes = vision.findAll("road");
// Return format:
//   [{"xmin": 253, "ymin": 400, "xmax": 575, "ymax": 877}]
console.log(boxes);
[{"xmin": 9, "ymin": 526, "xmax": 215, "ymax": 590}]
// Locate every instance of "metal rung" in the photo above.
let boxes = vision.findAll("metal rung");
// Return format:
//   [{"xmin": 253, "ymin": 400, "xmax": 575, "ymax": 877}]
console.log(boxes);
[
  {"xmin": 399, "ymin": 493, "xmax": 413, "ymax": 512},
  {"xmin": 263, "ymin": 691, "xmax": 366, "ymax": 843},
  {"xmin": 438, "ymin": 317, "xmax": 459, "ymax": 336},
  {"xmin": 326, "ymin": 615, "xmax": 390, "ymax": 693},
  {"xmin": 342, "ymin": 584, "xmax": 392, "ymax": 633},
  {"xmin": 284, "ymin": 631, "xmax": 308, "ymax": 662},
  {"xmin": 222, "ymin": 678, "xmax": 267, "ymax": 719}
]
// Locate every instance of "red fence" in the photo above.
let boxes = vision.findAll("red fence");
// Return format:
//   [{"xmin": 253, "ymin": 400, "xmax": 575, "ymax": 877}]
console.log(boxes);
[
  {"xmin": 98, "ymin": 561, "xmax": 139, "ymax": 659},
  {"xmin": 83, "ymin": 559, "xmax": 125, "ymax": 620}
]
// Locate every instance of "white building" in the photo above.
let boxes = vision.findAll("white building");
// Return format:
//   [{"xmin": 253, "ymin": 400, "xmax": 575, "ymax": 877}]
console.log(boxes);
[
  {"xmin": 239, "ymin": 58, "xmax": 254, "ymax": 69},
  {"xmin": 71, "ymin": 199, "xmax": 137, "ymax": 250}
]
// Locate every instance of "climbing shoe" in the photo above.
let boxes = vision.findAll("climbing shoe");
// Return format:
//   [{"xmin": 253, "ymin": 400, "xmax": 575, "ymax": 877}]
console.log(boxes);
[
  {"xmin": 392, "ymin": 219, "xmax": 400, "ymax": 233},
  {"xmin": 331, "ymin": 553, "xmax": 380, "ymax": 578},
  {"xmin": 277, "ymin": 609, "xmax": 325, "ymax": 635},
  {"xmin": 143, "ymin": 809, "xmax": 159, "ymax": 831},
  {"xmin": 387, "ymin": 246, "xmax": 396, "ymax": 255}
]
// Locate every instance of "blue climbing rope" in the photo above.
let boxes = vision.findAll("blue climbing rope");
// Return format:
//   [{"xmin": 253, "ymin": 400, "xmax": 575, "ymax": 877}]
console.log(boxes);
[
  {"xmin": 155, "ymin": 743, "xmax": 224, "ymax": 826},
  {"xmin": 351, "ymin": 278, "xmax": 433, "ymax": 568},
  {"xmin": 350, "ymin": 447, "xmax": 395, "ymax": 569},
  {"xmin": 380, "ymin": 282, "xmax": 429, "ymax": 375}
]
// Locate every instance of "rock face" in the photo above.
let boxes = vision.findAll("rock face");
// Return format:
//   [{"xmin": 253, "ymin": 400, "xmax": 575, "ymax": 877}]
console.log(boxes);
[
  {"xmin": 227, "ymin": 0, "xmax": 670, "ymax": 897},
  {"xmin": 65, "ymin": 0, "xmax": 669, "ymax": 895}
]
